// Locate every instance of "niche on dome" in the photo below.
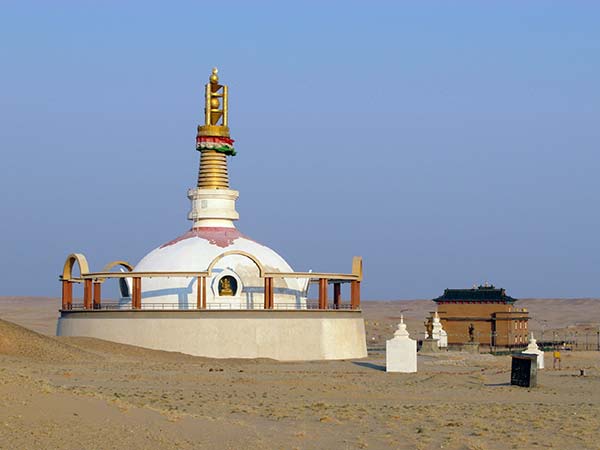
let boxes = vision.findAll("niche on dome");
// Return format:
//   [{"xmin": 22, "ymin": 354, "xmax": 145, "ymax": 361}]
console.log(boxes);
[
  {"xmin": 218, "ymin": 275, "xmax": 238, "ymax": 296},
  {"xmin": 211, "ymin": 267, "xmax": 243, "ymax": 299}
]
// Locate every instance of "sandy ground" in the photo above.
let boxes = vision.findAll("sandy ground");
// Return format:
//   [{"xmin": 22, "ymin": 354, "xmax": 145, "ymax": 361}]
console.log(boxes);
[{"xmin": 1, "ymin": 297, "xmax": 600, "ymax": 449}]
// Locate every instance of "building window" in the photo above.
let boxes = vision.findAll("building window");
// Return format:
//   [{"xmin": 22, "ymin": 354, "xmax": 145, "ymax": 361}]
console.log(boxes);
[
  {"xmin": 525, "ymin": 322, "xmax": 528, "ymax": 329},
  {"xmin": 519, "ymin": 321, "xmax": 522, "ymax": 329},
  {"xmin": 515, "ymin": 322, "xmax": 518, "ymax": 330}
]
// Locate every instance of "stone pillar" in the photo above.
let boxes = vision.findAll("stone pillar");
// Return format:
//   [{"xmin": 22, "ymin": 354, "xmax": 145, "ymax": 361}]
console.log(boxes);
[
  {"xmin": 61, "ymin": 280, "xmax": 73, "ymax": 310},
  {"xmin": 350, "ymin": 281, "xmax": 361, "ymax": 310},
  {"xmin": 522, "ymin": 332, "xmax": 544, "ymax": 369},
  {"xmin": 319, "ymin": 278, "xmax": 328, "ymax": 309},
  {"xmin": 386, "ymin": 316, "xmax": 417, "ymax": 373},
  {"xmin": 93, "ymin": 282, "xmax": 101, "ymax": 309},
  {"xmin": 83, "ymin": 279, "xmax": 93, "ymax": 309},
  {"xmin": 333, "ymin": 283, "xmax": 341, "ymax": 309}
]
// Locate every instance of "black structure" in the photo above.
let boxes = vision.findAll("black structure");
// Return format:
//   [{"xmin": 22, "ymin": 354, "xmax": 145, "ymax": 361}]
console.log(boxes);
[{"xmin": 511, "ymin": 354, "xmax": 537, "ymax": 387}]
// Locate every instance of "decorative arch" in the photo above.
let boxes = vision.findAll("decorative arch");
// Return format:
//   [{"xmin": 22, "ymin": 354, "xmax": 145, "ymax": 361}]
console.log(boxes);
[
  {"xmin": 352, "ymin": 256, "xmax": 363, "ymax": 280},
  {"xmin": 102, "ymin": 260, "xmax": 134, "ymax": 272},
  {"xmin": 98, "ymin": 260, "xmax": 134, "ymax": 283},
  {"xmin": 207, "ymin": 250, "xmax": 265, "ymax": 277},
  {"xmin": 61, "ymin": 253, "xmax": 90, "ymax": 281}
]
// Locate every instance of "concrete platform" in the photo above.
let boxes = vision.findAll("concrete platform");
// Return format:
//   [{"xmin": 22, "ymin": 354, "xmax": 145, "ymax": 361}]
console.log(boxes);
[
  {"xmin": 57, "ymin": 310, "xmax": 367, "ymax": 361},
  {"xmin": 419, "ymin": 338, "xmax": 441, "ymax": 353}
]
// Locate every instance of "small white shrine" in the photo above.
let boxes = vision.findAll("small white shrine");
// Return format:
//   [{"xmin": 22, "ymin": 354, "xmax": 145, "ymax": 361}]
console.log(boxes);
[
  {"xmin": 522, "ymin": 332, "xmax": 544, "ymax": 369},
  {"xmin": 386, "ymin": 316, "xmax": 417, "ymax": 373},
  {"xmin": 431, "ymin": 311, "xmax": 448, "ymax": 348}
]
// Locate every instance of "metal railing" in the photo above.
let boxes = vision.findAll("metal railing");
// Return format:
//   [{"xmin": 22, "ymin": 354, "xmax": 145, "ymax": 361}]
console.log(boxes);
[{"xmin": 66, "ymin": 301, "xmax": 356, "ymax": 312}]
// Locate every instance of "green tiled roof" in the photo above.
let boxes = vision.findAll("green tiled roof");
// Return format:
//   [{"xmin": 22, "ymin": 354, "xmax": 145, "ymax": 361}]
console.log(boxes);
[{"xmin": 433, "ymin": 285, "xmax": 517, "ymax": 303}]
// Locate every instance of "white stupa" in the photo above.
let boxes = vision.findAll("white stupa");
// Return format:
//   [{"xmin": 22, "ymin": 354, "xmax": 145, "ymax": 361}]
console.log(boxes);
[
  {"xmin": 522, "ymin": 332, "xmax": 544, "ymax": 369},
  {"xmin": 386, "ymin": 315, "xmax": 417, "ymax": 373},
  {"xmin": 431, "ymin": 311, "xmax": 448, "ymax": 348},
  {"xmin": 56, "ymin": 68, "xmax": 367, "ymax": 361},
  {"xmin": 119, "ymin": 68, "xmax": 305, "ymax": 309}
]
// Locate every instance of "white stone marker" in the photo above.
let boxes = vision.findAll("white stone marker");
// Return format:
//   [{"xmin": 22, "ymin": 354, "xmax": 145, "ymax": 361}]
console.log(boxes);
[
  {"xmin": 431, "ymin": 311, "xmax": 448, "ymax": 348},
  {"xmin": 522, "ymin": 332, "xmax": 544, "ymax": 369},
  {"xmin": 386, "ymin": 315, "xmax": 417, "ymax": 373}
]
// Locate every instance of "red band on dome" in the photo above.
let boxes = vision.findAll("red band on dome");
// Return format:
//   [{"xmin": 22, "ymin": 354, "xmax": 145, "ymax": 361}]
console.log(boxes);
[{"xmin": 160, "ymin": 227, "xmax": 251, "ymax": 249}]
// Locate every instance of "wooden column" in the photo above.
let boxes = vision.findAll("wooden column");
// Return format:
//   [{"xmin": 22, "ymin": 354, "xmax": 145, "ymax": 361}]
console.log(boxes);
[
  {"xmin": 197, "ymin": 276, "xmax": 207, "ymax": 309},
  {"xmin": 319, "ymin": 278, "xmax": 328, "ymax": 309},
  {"xmin": 263, "ymin": 278, "xmax": 268, "ymax": 309},
  {"xmin": 61, "ymin": 280, "xmax": 73, "ymax": 310},
  {"xmin": 201, "ymin": 276, "xmax": 207, "ymax": 309},
  {"xmin": 83, "ymin": 279, "xmax": 93, "ymax": 309},
  {"xmin": 264, "ymin": 277, "xmax": 273, "ymax": 309},
  {"xmin": 93, "ymin": 281, "xmax": 101, "ymax": 309},
  {"xmin": 196, "ymin": 277, "xmax": 202, "ymax": 309},
  {"xmin": 350, "ymin": 280, "xmax": 361, "ymax": 310},
  {"xmin": 333, "ymin": 282, "xmax": 341, "ymax": 309},
  {"xmin": 132, "ymin": 277, "xmax": 141, "ymax": 310}
]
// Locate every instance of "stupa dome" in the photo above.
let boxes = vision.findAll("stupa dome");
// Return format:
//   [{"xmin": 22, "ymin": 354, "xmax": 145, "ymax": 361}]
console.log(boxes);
[{"xmin": 129, "ymin": 226, "xmax": 307, "ymax": 309}]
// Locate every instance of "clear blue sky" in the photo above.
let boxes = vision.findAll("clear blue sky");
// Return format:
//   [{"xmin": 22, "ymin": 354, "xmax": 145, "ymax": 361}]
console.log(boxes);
[{"xmin": 1, "ymin": 1, "xmax": 599, "ymax": 300}]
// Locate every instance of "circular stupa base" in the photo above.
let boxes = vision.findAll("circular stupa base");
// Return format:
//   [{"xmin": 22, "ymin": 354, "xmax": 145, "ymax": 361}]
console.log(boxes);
[{"xmin": 57, "ymin": 309, "xmax": 367, "ymax": 361}]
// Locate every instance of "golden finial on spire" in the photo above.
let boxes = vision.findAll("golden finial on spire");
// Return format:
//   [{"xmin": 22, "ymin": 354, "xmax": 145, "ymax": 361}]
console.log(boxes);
[
  {"xmin": 195, "ymin": 67, "xmax": 235, "ymax": 190},
  {"xmin": 199, "ymin": 67, "xmax": 229, "ymax": 137},
  {"xmin": 210, "ymin": 67, "xmax": 219, "ymax": 84}
]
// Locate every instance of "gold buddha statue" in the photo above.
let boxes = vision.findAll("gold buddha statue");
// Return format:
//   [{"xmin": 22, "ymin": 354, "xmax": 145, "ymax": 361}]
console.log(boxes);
[{"xmin": 219, "ymin": 276, "xmax": 235, "ymax": 296}]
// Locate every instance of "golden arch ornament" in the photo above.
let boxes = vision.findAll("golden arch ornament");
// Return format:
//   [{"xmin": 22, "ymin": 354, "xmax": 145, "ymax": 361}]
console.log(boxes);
[
  {"xmin": 97, "ymin": 260, "xmax": 134, "ymax": 283},
  {"xmin": 61, "ymin": 253, "xmax": 90, "ymax": 281},
  {"xmin": 206, "ymin": 250, "xmax": 265, "ymax": 277},
  {"xmin": 102, "ymin": 260, "xmax": 134, "ymax": 272}
]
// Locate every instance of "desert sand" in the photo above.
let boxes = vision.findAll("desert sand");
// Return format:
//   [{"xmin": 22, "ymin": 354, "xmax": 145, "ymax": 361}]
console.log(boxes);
[{"xmin": 1, "ymin": 296, "xmax": 600, "ymax": 449}]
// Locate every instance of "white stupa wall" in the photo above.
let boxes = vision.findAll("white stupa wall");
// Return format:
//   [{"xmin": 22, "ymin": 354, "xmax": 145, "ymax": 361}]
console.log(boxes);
[{"xmin": 57, "ymin": 310, "xmax": 367, "ymax": 361}]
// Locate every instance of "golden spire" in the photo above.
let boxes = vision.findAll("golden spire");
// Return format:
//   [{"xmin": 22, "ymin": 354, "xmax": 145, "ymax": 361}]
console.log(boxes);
[
  {"xmin": 196, "ymin": 67, "xmax": 235, "ymax": 190},
  {"xmin": 198, "ymin": 67, "xmax": 230, "ymax": 138}
]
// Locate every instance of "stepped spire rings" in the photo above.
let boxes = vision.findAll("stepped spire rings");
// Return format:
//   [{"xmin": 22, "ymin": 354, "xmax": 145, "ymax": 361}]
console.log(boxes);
[{"xmin": 195, "ymin": 68, "xmax": 237, "ymax": 190}]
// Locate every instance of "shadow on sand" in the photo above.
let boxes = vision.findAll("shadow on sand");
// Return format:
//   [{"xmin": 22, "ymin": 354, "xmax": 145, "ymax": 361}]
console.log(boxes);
[{"xmin": 352, "ymin": 361, "xmax": 386, "ymax": 371}]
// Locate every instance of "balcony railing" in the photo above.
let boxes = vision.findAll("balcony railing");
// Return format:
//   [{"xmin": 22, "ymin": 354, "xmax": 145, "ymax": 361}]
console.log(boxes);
[
  {"xmin": 60, "ymin": 254, "xmax": 363, "ymax": 312},
  {"xmin": 65, "ymin": 301, "xmax": 356, "ymax": 311}
]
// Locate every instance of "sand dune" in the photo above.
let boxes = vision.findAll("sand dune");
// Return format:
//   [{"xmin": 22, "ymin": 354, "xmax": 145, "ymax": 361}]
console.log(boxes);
[{"xmin": 0, "ymin": 318, "xmax": 90, "ymax": 362}]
